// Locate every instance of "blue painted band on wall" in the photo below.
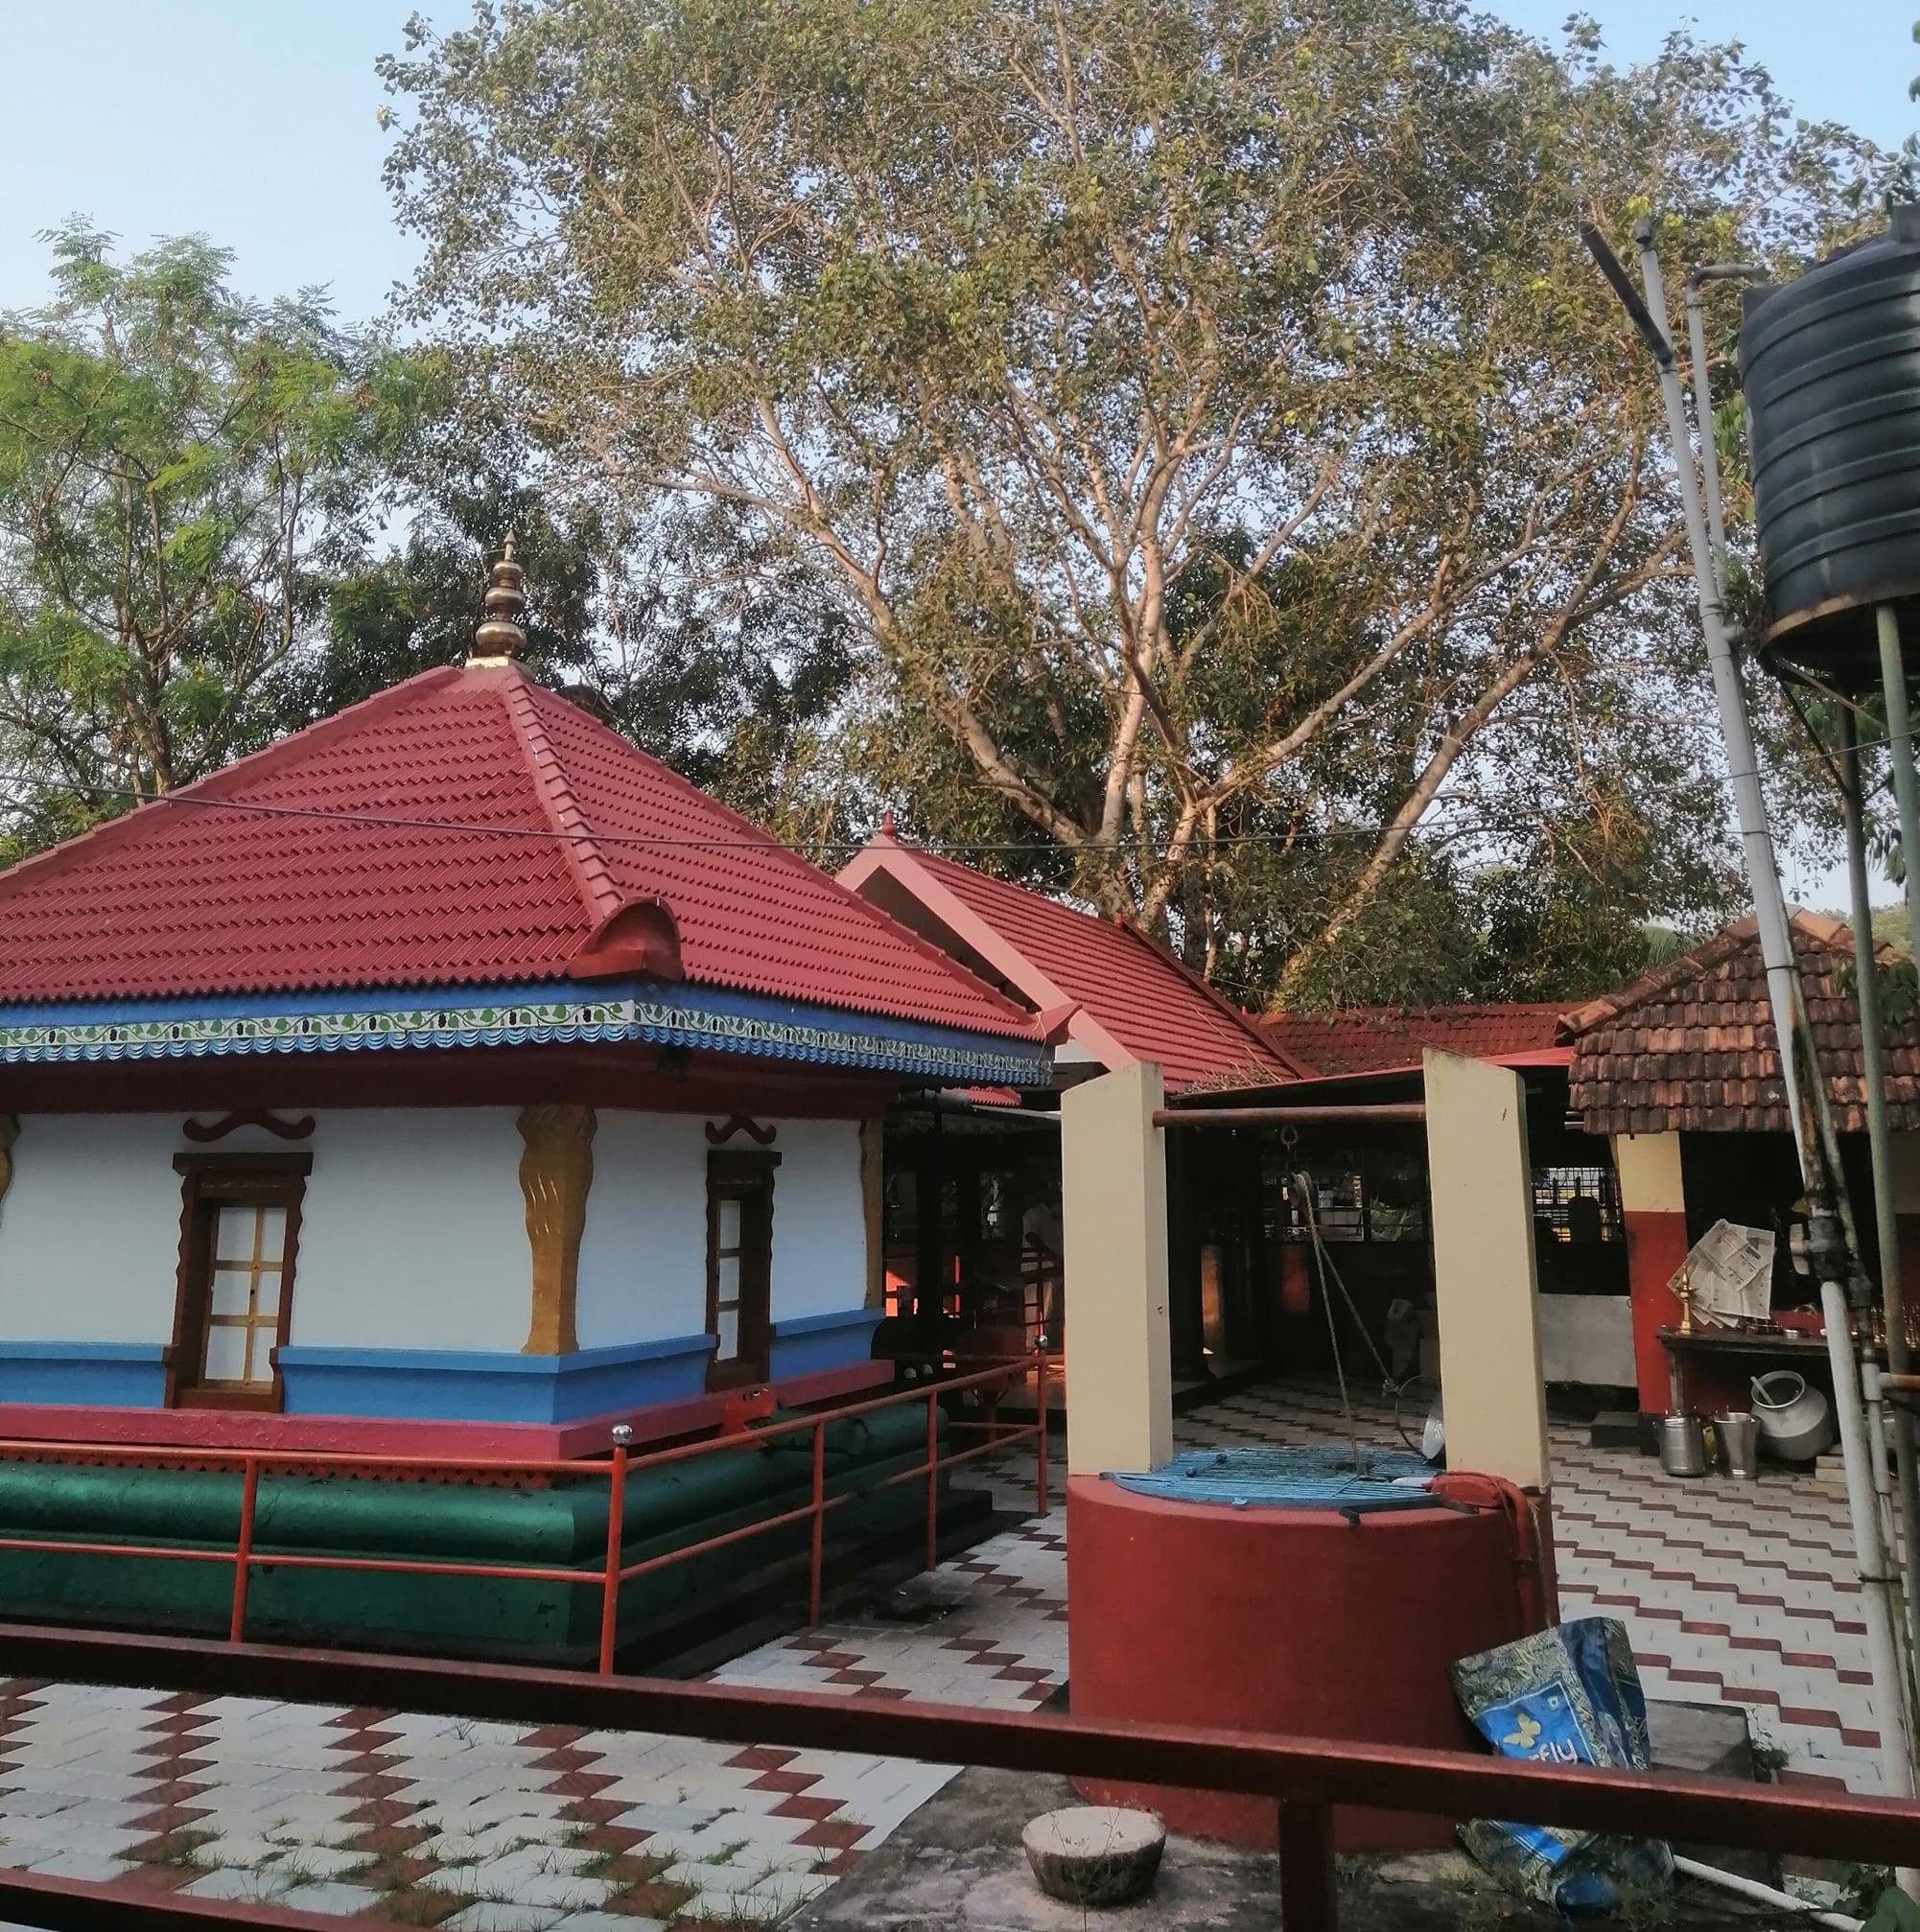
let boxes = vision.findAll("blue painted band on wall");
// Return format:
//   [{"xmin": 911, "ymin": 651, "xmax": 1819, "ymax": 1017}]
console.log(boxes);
[
  {"xmin": 768, "ymin": 1307, "xmax": 884, "ymax": 1381},
  {"xmin": 0, "ymin": 1341, "xmax": 168, "ymax": 1408},
  {"xmin": 278, "ymin": 1333, "xmax": 717, "ymax": 1424}
]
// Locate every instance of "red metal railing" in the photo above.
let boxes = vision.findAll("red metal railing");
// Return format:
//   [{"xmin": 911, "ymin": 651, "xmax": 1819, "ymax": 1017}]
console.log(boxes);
[
  {"xmin": 0, "ymin": 1352, "xmax": 1048, "ymax": 1674},
  {"xmin": 0, "ymin": 1620, "xmax": 1913, "ymax": 1932}
]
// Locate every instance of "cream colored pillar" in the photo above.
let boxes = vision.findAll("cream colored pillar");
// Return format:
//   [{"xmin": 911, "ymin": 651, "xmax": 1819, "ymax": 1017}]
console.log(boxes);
[
  {"xmin": 1424, "ymin": 1048, "xmax": 1551, "ymax": 1490},
  {"xmin": 1062, "ymin": 1060, "xmax": 1173, "ymax": 1476},
  {"xmin": 1613, "ymin": 1129, "xmax": 1688, "ymax": 1413},
  {"xmin": 1614, "ymin": 1130, "xmax": 1684, "ymax": 1216}
]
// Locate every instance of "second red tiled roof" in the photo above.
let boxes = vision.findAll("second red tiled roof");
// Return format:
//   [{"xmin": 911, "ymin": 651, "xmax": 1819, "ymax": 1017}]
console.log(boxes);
[
  {"xmin": 848, "ymin": 844, "xmax": 1295, "ymax": 1091},
  {"xmin": 1254, "ymin": 1003, "xmax": 1571, "ymax": 1078}
]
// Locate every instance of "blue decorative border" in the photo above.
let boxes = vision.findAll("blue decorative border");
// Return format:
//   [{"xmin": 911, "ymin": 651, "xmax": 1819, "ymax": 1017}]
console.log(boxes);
[
  {"xmin": 278, "ymin": 1334, "xmax": 717, "ymax": 1425},
  {"xmin": 0, "ymin": 979, "xmax": 1046, "ymax": 1086},
  {"xmin": 769, "ymin": 1307, "xmax": 885, "ymax": 1381},
  {"xmin": 0, "ymin": 1341, "xmax": 168, "ymax": 1408}
]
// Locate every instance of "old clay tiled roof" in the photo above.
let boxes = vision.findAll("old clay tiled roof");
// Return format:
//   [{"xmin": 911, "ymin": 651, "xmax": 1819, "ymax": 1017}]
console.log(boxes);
[
  {"xmin": 1560, "ymin": 910, "xmax": 1920, "ymax": 1135},
  {"xmin": 0, "ymin": 663, "xmax": 1036, "ymax": 1042},
  {"xmin": 836, "ymin": 838, "xmax": 1298, "ymax": 1092},
  {"xmin": 1253, "ymin": 1003, "xmax": 1570, "ymax": 1079}
]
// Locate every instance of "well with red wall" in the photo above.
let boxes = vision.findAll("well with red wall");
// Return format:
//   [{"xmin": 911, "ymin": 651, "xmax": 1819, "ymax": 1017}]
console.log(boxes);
[{"xmin": 1065, "ymin": 1473, "xmax": 1548, "ymax": 1851}]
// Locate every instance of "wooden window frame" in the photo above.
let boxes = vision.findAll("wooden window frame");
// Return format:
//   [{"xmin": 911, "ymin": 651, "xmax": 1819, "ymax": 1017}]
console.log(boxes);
[
  {"xmin": 168, "ymin": 1152, "xmax": 312, "ymax": 1412},
  {"xmin": 706, "ymin": 1150, "xmax": 778, "ymax": 1389}
]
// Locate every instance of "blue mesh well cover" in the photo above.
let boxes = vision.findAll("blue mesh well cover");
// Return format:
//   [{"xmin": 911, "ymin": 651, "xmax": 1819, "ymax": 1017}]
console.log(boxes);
[{"xmin": 1109, "ymin": 1445, "xmax": 1435, "ymax": 1511}]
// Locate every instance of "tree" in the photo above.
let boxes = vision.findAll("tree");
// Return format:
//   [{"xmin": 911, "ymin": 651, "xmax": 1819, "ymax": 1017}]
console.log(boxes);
[
  {"xmin": 379, "ymin": 0, "xmax": 1903, "ymax": 1004},
  {"xmin": 0, "ymin": 223, "xmax": 417, "ymax": 855}
]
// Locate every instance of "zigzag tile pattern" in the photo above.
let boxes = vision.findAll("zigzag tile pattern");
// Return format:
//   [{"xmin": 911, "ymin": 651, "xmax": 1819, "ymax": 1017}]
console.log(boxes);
[{"xmin": 0, "ymin": 1379, "xmax": 1886, "ymax": 1928}]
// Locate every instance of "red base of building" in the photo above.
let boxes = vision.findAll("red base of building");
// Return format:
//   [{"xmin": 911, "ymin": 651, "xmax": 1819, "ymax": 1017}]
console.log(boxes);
[
  {"xmin": 0, "ymin": 1359, "xmax": 890, "ymax": 1461},
  {"xmin": 1065, "ymin": 1472, "xmax": 1552, "ymax": 1851}
]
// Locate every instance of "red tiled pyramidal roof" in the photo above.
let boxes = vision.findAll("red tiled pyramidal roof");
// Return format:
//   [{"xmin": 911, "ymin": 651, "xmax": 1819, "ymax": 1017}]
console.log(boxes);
[
  {"xmin": 837, "ymin": 839, "xmax": 1295, "ymax": 1091},
  {"xmin": 0, "ymin": 663, "xmax": 1036, "ymax": 1041},
  {"xmin": 1254, "ymin": 1002, "xmax": 1570, "ymax": 1078}
]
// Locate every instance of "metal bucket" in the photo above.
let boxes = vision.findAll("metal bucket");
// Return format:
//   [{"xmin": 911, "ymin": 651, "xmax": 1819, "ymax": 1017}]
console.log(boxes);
[
  {"xmin": 1712, "ymin": 1412, "xmax": 1761, "ymax": 1479},
  {"xmin": 1751, "ymin": 1370, "xmax": 1835, "ymax": 1462},
  {"xmin": 1658, "ymin": 1414, "xmax": 1707, "ymax": 1478}
]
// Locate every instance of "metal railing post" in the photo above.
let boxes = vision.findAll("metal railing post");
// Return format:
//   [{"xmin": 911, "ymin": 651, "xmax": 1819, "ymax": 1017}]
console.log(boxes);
[
  {"xmin": 228, "ymin": 1456, "xmax": 260, "ymax": 1645},
  {"xmin": 598, "ymin": 1425, "xmax": 632, "ymax": 1677},
  {"xmin": 1277, "ymin": 1797, "xmax": 1337, "ymax": 1931},
  {"xmin": 925, "ymin": 1391, "xmax": 940, "ymax": 1573},
  {"xmin": 808, "ymin": 1419, "xmax": 826, "ymax": 1627},
  {"xmin": 1035, "ymin": 1349, "xmax": 1050, "ymax": 1517}
]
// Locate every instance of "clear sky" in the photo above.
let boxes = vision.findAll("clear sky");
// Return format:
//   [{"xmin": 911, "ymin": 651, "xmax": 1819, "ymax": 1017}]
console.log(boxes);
[
  {"xmin": 0, "ymin": 0, "xmax": 1908, "ymax": 903},
  {"xmin": 0, "ymin": 0, "xmax": 1910, "ymax": 325}
]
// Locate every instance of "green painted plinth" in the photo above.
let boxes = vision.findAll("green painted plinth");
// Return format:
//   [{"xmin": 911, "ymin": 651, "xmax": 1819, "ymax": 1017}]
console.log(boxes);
[{"xmin": 0, "ymin": 1406, "xmax": 942, "ymax": 1660}]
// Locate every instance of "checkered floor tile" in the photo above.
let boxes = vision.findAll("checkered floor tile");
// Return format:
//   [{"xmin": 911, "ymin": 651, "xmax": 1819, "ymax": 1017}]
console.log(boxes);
[
  {"xmin": 0, "ymin": 1484, "xmax": 1065, "ymax": 1928},
  {"xmin": 0, "ymin": 1376, "xmax": 1901, "ymax": 1925}
]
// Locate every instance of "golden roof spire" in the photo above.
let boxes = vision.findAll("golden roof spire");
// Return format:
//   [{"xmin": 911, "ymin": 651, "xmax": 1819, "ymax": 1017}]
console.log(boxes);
[{"xmin": 469, "ymin": 532, "xmax": 527, "ymax": 664}]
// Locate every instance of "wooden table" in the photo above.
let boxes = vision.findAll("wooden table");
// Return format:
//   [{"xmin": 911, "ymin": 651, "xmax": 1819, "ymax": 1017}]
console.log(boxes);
[{"xmin": 1657, "ymin": 1326, "xmax": 1838, "ymax": 1362}]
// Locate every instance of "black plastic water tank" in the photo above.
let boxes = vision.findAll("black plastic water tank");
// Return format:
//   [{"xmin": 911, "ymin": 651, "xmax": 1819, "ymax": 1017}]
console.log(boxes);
[{"xmin": 1741, "ymin": 205, "xmax": 1920, "ymax": 683}]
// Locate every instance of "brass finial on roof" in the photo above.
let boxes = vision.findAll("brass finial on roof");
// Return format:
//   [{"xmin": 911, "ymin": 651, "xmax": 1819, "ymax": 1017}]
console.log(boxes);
[{"xmin": 468, "ymin": 532, "xmax": 527, "ymax": 665}]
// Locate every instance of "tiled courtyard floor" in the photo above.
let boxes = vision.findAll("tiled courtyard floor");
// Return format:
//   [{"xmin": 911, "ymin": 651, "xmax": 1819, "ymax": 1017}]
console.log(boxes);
[{"xmin": 0, "ymin": 1377, "xmax": 1888, "ymax": 1926}]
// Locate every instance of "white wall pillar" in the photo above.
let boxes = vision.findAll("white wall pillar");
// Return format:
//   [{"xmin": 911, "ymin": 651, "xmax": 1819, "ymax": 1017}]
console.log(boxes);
[
  {"xmin": 1424, "ymin": 1048, "xmax": 1551, "ymax": 1490},
  {"xmin": 1062, "ymin": 1060, "xmax": 1172, "ymax": 1476}
]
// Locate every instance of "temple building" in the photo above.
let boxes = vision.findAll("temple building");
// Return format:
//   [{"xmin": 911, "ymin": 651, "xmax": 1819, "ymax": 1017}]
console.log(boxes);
[{"xmin": 0, "ymin": 544, "xmax": 1046, "ymax": 1460}]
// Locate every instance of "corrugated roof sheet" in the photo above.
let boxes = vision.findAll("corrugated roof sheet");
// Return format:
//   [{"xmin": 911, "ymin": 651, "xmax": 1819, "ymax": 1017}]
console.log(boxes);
[
  {"xmin": 1254, "ymin": 1003, "xmax": 1570, "ymax": 1078},
  {"xmin": 1560, "ymin": 911, "xmax": 1920, "ymax": 1134},
  {"xmin": 0, "ymin": 663, "xmax": 1037, "ymax": 1042},
  {"xmin": 863, "ymin": 846, "xmax": 1294, "ymax": 1091}
]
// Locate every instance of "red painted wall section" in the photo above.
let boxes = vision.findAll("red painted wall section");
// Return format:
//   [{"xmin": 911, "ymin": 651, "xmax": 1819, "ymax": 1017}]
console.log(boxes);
[
  {"xmin": 1624, "ymin": 1209, "xmax": 1690, "ymax": 1412},
  {"xmin": 1065, "ymin": 1474, "xmax": 1538, "ymax": 1851}
]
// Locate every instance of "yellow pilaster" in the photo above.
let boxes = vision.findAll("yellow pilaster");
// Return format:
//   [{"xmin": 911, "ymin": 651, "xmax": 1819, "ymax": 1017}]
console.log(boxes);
[{"xmin": 518, "ymin": 1104, "xmax": 597, "ymax": 1355}]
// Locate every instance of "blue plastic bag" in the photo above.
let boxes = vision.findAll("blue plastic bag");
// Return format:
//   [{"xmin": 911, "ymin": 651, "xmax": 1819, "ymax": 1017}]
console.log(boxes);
[{"xmin": 1451, "ymin": 1617, "xmax": 1675, "ymax": 1913}]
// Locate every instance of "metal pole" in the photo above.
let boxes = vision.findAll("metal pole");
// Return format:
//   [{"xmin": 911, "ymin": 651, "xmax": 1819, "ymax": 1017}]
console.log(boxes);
[
  {"xmin": 1684, "ymin": 279, "xmax": 1730, "ymax": 589},
  {"xmin": 228, "ymin": 1456, "xmax": 259, "ymax": 1645},
  {"xmin": 1631, "ymin": 219, "xmax": 1919, "ymax": 1823},
  {"xmin": 1035, "ymin": 1347, "xmax": 1050, "ymax": 1518},
  {"xmin": 1840, "ymin": 705, "xmax": 1920, "ymax": 1675},
  {"xmin": 808, "ymin": 1419, "xmax": 826, "ymax": 1627},
  {"xmin": 597, "ymin": 1426, "xmax": 630, "ymax": 1677},
  {"xmin": 925, "ymin": 1391, "xmax": 940, "ymax": 1573},
  {"xmin": 1632, "ymin": 221, "xmax": 1809, "ymax": 1156},
  {"xmin": 1876, "ymin": 608, "xmax": 1920, "ymax": 1678},
  {"xmin": 1154, "ymin": 1105, "xmax": 1427, "ymax": 1129}
]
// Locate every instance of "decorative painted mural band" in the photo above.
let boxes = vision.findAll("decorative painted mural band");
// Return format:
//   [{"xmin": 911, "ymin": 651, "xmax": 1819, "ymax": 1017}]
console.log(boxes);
[{"xmin": 0, "ymin": 984, "xmax": 1042, "ymax": 1085}]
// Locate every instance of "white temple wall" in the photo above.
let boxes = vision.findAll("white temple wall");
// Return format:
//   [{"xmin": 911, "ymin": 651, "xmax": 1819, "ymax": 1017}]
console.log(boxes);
[
  {"xmin": 574, "ymin": 1109, "xmax": 709, "ymax": 1348},
  {"xmin": 0, "ymin": 1105, "xmax": 875, "ymax": 1362},
  {"xmin": 0, "ymin": 1114, "xmax": 185, "ymax": 1342},
  {"xmin": 765, "ymin": 1119, "xmax": 867, "ymax": 1324}
]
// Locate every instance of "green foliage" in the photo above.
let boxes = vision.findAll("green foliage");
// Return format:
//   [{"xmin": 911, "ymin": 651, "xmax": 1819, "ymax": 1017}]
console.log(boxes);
[
  {"xmin": 0, "ymin": 222, "xmax": 419, "ymax": 836},
  {"xmin": 1836, "ymin": 950, "xmax": 1920, "ymax": 1033},
  {"xmin": 1863, "ymin": 1878, "xmax": 1920, "ymax": 1932},
  {"xmin": 380, "ymin": 0, "xmax": 1903, "ymax": 1004}
]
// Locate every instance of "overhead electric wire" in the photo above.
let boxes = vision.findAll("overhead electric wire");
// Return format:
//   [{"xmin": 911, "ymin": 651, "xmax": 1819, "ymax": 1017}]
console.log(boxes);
[{"xmin": 0, "ymin": 771, "xmax": 1507, "ymax": 861}]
